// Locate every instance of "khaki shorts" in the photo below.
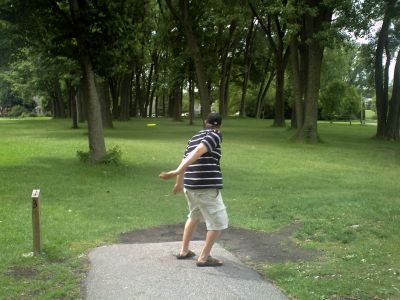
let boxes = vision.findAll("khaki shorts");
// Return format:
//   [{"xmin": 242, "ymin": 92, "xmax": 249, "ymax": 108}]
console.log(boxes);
[{"xmin": 184, "ymin": 188, "xmax": 228, "ymax": 231}]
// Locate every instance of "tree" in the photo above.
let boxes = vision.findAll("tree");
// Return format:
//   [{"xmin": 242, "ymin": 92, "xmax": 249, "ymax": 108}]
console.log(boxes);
[
  {"xmin": 320, "ymin": 80, "xmax": 361, "ymax": 122},
  {"xmin": 372, "ymin": 0, "xmax": 400, "ymax": 139},
  {"xmin": 249, "ymin": 0, "xmax": 290, "ymax": 127},
  {"xmin": 164, "ymin": 0, "xmax": 212, "ymax": 119}
]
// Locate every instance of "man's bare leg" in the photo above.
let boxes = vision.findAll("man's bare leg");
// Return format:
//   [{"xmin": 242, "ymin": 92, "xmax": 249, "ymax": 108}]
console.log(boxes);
[
  {"xmin": 198, "ymin": 230, "xmax": 221, "ymax": 263},
  {"xmin": 179, "ymin": 218, "xmax": 199, "ymax": 256}
]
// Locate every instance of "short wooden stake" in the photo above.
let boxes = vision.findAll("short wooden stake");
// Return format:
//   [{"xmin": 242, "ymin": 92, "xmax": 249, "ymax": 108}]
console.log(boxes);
[{"xmin": 31, "ymin": 189, "xmax": 42, "ymax": 255}]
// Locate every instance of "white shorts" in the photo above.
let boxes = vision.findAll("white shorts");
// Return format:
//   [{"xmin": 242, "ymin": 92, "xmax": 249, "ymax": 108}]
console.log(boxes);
[{"xmin": 184, "ymin": 188, "xmax": 228, "ymax": 231}]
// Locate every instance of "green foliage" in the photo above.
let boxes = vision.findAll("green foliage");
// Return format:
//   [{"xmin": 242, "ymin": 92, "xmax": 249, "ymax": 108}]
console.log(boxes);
[
  {"xmin": 77, "ymin": 145, "xmax": 122, "ymax": 165},
  {"xmin": 7, "ymin": 105, "xmax": 28, "ymax": 117},
  {"xmin": 104, "ymin": 145, "xmax": 123, "ymax": 164},
  {"xmin": 319, "ymin": 80, "xmax": 361, "ymax": 120}
]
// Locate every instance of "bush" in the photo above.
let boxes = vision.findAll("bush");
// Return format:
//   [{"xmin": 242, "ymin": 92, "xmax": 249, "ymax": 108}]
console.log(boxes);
[
  {"xmin": 77, "ymin": 145, "xmax": 122, "ymax": 164},
  {"xmin": 7, "ymin": 105, "xmax": 29, "ymax": 117},
  {"xmin": 103, "ymin": 145, "xmax": 122, "ymax": 164}
]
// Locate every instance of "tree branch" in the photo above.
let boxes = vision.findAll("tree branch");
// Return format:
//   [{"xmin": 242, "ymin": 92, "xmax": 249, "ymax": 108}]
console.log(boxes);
[{"xmin": 248, "ymin": 0, "xmax": 277, "ymax": 53}]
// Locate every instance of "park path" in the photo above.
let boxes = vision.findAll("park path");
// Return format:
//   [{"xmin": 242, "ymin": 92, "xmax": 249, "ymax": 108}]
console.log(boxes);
[{"xmin": 84, "ymin": 241, "xmax": 290, "ymax": 300}]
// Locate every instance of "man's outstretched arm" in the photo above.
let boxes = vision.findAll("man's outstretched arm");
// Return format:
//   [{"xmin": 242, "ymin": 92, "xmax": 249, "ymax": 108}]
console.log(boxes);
[{"xmin": 159, "ymin": 142, "xmax": 208, "ymax": 180}]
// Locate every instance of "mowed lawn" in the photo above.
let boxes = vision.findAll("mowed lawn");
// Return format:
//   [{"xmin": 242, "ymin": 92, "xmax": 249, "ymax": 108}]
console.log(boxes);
[{"xmin": 0, "ymin": 117, "xmax": 399, "ymax": 300}]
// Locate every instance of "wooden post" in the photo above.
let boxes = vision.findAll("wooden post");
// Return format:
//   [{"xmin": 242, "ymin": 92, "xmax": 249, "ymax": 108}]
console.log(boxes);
[{"xmin": 31, "ymin": 189, "xmax": 41, "ymax": 255}]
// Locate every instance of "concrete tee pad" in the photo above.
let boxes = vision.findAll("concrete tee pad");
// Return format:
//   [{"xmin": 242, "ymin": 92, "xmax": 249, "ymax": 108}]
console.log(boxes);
[{"xmin": 84, "ymin": 241, "xmax": 289, "ymax": 300}]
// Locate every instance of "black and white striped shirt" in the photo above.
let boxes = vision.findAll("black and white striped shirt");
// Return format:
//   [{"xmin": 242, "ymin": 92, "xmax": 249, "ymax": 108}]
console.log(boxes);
[{"xmin": 183, "ymin": 129, "xmax": 223, "ymax": 190}]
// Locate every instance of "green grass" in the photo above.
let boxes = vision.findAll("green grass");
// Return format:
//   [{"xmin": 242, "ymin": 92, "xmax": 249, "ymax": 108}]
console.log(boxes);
[{"xmin": 0, "ymin": 117, "xmax": 399, "ymax": 299}]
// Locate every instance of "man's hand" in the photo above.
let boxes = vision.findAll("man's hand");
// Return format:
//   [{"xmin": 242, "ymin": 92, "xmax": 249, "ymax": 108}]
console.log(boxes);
[
  {"xmin": 159, "ymin": 170, "xmax": 178, "ymax": 180},
  {"xmin": 172, "ymin": 183, "xmax": 183, "ymax": 194}
]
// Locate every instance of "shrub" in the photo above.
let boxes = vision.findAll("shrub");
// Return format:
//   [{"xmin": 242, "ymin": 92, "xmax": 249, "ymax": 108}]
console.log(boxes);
[
  {"xmin": 77, "ymin": 145, "xmax": 122, "ymax": 164},
  {"xmin": 7, "ymin": 105, "xmax": 29, "ymax": 117}
]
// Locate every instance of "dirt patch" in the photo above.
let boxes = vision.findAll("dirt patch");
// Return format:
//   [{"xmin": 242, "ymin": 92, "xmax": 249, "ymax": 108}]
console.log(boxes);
[
  {"xmin": 4, "ymin": 266, "xmax": 39, "ymax": 278},
  {"xmin": 119, "ymin": 222, "xmax": 320, "ymax": 265}
]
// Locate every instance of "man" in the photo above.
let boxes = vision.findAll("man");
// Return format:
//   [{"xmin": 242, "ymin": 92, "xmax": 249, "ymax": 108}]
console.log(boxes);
[{"xmin": 159, "ymin": 112, "xmax": 228, "ymax": 267}]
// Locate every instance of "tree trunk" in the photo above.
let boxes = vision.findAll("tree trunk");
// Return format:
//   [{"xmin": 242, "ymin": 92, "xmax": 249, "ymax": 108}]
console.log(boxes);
[
  {"xmin": 66, "ymin": 80, "xmax": 78, "ymax": 129},
  {"xmin": 134, "ymin": 66, "xmax": 146, "ymax": 117},
  {"xmin": 189, "ymin": 76, "xmax": 195, "ymax": 125},
  {"xmin": 223, "ymin": 54, "xmax": 234, "ymax": 116},
  {"xmin": 240, "ymin": 18, "xmax": 256, "ymax": 118},
  {"xmin": 385, "ymin": 48, "xmax": 400, "ymax": 140},
  {"xmin": 144, "ymin": 61, "xmax": 155, "ymax": 117},
  {"xmin": 162, "ymin": 92, "xmax": 167, "ymax": 117},
  {"xmin": 109, "ymin": 76, "xmax": 120, "ymax": 119},
  {"xmin": 240, "ymin": 63, "xmax": 251, "ymax": 117},
  {"xmin": 178, "ymin": 0, "xmax": 211, "ymax": 119},
  {"xmin": 273, "ymin": 58, "xmax": 286, "ymax": 127},
  {"xmin": 96, "ymin": 79, "xmax": 113, "ymax": 128},
  {"xmin": 295, "ymin": 1, "xmax": 332, "ymax": 143},
  {"xmin": 296, "ymin": 41, "xmax": 322, "ymax": 142},
  {"xmin": 256, "ymin": 71, "xmax": 274, "ymax": 119},
  {"xmin": 53, "ymin": 77, "xmax": 65, "ymax": 118},
  {"xmin": 168, "ymin": 81, "xmax": 182, "ymax": 121},
  {"xmin": 290, "ymin": 36, "xmax": 304, "ymax": 130},
  {"xmin": 149, "ymin": 52, "xmax": 159, "ymax": 117},
  {"xmin": 119, "ymin": 74, "xmax": 131, "ymax": 121},
  {"xmin": 76, "ymin": 86, "xmax": 85, "ymax": 123},
  {"xmin": 375, "ymin": 0, "xmax": 395, "ymax": 138},
  {"xmin": 248, "ymin": 5, "xmax": 288, "ymax": 127},
  {"xmin": 69, "ymin": 0, "xmax": 106, "ymax": 162},
  {"xmin": 79, "ymin": 52, "xmax": 107, "ymax": 161},
  {"xmin": 219, "ymin": 20, "xmax": 237, "ymax": 117}
]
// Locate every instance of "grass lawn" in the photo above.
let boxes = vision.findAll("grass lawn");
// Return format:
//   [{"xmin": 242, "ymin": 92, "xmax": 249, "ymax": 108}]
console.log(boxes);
[{"xmin": 0, "ymin": 117, "xmax": 399, "ymax": 299}]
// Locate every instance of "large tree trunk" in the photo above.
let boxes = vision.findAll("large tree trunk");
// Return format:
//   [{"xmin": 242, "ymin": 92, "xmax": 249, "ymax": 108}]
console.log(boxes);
[
  {"xmin": 79, "ymin": 52, "xmax": 107, "ymax": 161},
  {"xmin": 385, "ymin": 48, "xmax": 400, "ymax": 140},
  {"xmin": 70, "ymin": 0, "xmax": 106, "ymax": 162},
  {"xmin": 297, "ymin": 41, "xmax": 322, "ymax": 142},
  {"xmin": 375, "ymin": 0, "xmax": 395, "ymax": 138},
  {"xmin": 295, "ymin": 1, "xmax": 332, "ymax": 143},
  {"xmin": 290, "ymin": 37, "xmax": 304, "ymax": 130}
]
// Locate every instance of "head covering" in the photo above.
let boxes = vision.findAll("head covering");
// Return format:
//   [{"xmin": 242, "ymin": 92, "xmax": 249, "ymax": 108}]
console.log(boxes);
[{"xmin": 206, "ymin": 112, "xmax": 222, "ymax": 127}]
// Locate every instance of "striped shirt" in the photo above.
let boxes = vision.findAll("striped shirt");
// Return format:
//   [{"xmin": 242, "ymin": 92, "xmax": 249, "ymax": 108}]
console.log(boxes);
[{"xmin": 183, "ymin": 129, "xmax": 223, "ymax": 190}]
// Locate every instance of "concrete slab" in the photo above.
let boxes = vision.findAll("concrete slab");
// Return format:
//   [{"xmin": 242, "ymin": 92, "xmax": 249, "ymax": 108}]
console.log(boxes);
[{"xmin": 84, "ymin": 241, "xmax": 289, "ymax": 300}]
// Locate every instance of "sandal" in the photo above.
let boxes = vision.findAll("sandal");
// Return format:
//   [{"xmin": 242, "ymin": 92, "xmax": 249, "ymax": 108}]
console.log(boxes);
[
  {"xmin": 196, "ymin": 256, "xmax": 223, "ymax": 267},
  {"xmin": 176, "ymin": 250, "xmax": 196, "ymax": 259}
]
